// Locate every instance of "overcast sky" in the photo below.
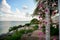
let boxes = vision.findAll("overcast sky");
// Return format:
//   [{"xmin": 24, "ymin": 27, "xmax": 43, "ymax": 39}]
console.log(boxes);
[{"xmin": 0, "ymin": 0, "xmax": 37, "ymax": 21}]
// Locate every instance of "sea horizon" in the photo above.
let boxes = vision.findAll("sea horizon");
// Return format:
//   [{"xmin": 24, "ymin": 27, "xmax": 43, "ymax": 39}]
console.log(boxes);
[{"xmin": 0, "ymin": 21, "xmax": 30, "ymax": 34}]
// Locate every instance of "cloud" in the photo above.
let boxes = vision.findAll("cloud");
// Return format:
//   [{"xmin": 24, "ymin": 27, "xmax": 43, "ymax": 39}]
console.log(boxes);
[
  {"xmin": 23, "ymin": 5, "xmax": 28, "ymax": 9},
  {"xmin": 1, "ymin": 0, "xmax": 12, "ymax": 14},
  {"xmin": 0, "ymin": 0, "xmax": 33, "ymax": 21}
]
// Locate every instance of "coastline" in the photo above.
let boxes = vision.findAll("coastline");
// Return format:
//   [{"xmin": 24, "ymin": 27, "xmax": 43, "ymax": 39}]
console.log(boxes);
[{"xmin": 0, "ymin": 21, "xmax": 30, "ymax": 34}]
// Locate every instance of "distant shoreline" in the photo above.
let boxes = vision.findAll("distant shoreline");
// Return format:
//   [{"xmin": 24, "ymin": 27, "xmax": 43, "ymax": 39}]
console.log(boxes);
[{"xmin": 0, "ymin": 21, "xmax": 30, "ymax": 34}]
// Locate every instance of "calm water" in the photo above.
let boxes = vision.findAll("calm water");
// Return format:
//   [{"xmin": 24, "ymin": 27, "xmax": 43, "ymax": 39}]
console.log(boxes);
[{"xmin": 0, "ymin": 21, "xmax": 29, "ymax": 34}]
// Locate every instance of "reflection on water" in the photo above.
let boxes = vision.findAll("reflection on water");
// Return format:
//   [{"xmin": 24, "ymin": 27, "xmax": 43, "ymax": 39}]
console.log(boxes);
[{"xmin": 0, "ymin": 21, "xmax": 29, "ymax": 34}]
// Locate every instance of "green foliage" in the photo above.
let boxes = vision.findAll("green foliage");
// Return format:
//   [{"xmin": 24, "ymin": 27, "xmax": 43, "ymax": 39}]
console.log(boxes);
[
  {"xmin": 41, "ymin": 23, "xmax": 59, "ymax": 36},
  {"xmin": 9, "ymin": 25, "xmax": 23, "ymax": 32},
  {"xmin": 30, "ymin": 18, "xmax": 39, "ymax": 24},
  {"xmin": 35, "ymin": 0, "xmax": 39, "ymax": 2},
  {"xmin": 19, "ymin": 29, "xmax": 26, "ymax": 34},
  {"xmin": 26, "ymin": 29, "xmax": 34, "ymax": 33},
  {"xmin": 5, "ymin": 29, "xmax": 26, "ymax": 40},
  {"xmin": 11, "ymin": 32, "xmax": 23, "ymax": 40},
  {"xmin": 42, "ymin": 25, "xmax": 45, "ymax": 33},
  {"xmin": 11, "ymin": 29, "xmax": 26, "ymax": 40},
  {"xmin": 33, "ymin": 24, "xmax": 38, "ymax": 30},
  {"xmin": 4, "ymin": 29, "xmax": 34, "ymax": 40},
  {"xmin": 33, "ymin": 7, "xmax": 39, "ymax": 16},
  {"xmin": 50, "ymin": 23, "xmax": 59, "ymax": 36},
  {"xmin": 24, "ymin": 23, "xmax": 30, "ymax": 26},
  {"xmin": 17, "ymin": 25, "xmax": 23, "ymax": 28},
  {"xmin": 9, "ymin": 26, "xmax": 18, "ymax": 32}
]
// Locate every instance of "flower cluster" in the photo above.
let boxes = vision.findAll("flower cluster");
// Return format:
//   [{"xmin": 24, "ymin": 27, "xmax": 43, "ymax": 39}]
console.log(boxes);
[{"xmin": 49, "ymin": 0, "xmax": 58, "ymax": 16}]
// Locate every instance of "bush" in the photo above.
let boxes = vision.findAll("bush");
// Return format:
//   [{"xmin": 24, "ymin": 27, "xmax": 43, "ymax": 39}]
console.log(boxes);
[
  {"xmin": 33, "ymin": 24, "xmax": 38, "ymax": 30},
  {"xmin": 26, "ymin": 29, "xmax": 34, "ymax": 34},
  {"xmin": 42, "ymin": 25, "xmax": 45, "ymax": 33},
  {"xmin": 30, "ymin": 18, "xmax": 39, "ymax": 24},
  {"xmin": 50, "ymin": 25, "xmax": 59, "ymax": 36}
]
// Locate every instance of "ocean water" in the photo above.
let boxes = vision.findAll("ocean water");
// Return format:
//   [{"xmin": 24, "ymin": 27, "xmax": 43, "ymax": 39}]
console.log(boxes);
[{"xmin": 0, "ymin": 21, "xmax": 29, "ymax": 34}]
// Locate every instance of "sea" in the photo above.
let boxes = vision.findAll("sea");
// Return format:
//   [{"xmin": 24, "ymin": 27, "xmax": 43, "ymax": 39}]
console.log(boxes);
[{"xmin": 0, "ymin": 21, "xmax": 30, "ymax": 34}]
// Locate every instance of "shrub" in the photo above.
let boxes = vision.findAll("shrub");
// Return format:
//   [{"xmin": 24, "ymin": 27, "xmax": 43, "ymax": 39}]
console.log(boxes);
[{"xmin": 33, "ymin": 24, "xmax": 38, "ymax": 30}]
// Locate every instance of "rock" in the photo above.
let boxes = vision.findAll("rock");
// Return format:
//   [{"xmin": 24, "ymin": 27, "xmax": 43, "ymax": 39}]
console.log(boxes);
[{"xmin": 31, "ymin": 30, "xmax": 45, "ymax": 40}]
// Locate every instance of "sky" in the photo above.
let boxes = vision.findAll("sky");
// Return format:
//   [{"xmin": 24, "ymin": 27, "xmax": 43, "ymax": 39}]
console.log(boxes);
[{"xmin": 0, "ymin": 0, "xmax": 37, "ymax": 21}]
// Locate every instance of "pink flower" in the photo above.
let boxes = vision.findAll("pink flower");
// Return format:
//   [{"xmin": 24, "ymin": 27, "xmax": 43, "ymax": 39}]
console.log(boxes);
[
  {"xmin": 38, "ymin": 32, "xmax": 44, "ymax": 35},
  {"xmin": 53, "ymin": 38, "xmax": 56, "ymax": 40},
  {"xmin": 43, "ymin": 21, "xmax": 47, "ymax": 24},
  {"xmin": 53, "ymin": 39, "xmax": 56, "ymax": 40},
  {"xmin": 52, "ymin": 2, "xmax": 56, "ymax": 7},
  {"xmin": 38, "ymin": 3, "xmax": 43, "ymax": 8},
  {"xmin": 39, "ymin": 16, "xmax": 41, "ymax": 18},
  {"xmin": 45, "ymin": 9, "xmax": 48, "ymax": 12},
  {"xmin": 53, "ymin": 36, "xmax": 57, "ymax": 40}
]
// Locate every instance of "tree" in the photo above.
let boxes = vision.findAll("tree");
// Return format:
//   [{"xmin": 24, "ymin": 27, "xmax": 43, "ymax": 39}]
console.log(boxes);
[
  {"xmin": 9, "ymin": 26, "xmax": 18, "ymax": 32},
  {"xmin": 50, "ymin": 23, "xmax": 59, "ymax": 36},
  {"xmin": 30, "ymin": 18, "xmax": 39, "ymax": 24},
  {"xmin": 24, "ymin": 23, "xmax": 30, "ymax": 27},
  {"xmin": 9, "ymin": 25, "xmax": 23, "ymax": 32},
  {"xmin": 33, "ymin": 0, "xmax": 58, "ymax": 40},
  {"xmin": 17, "ymin": 25, "xmax": 23, "ymax": 28}
]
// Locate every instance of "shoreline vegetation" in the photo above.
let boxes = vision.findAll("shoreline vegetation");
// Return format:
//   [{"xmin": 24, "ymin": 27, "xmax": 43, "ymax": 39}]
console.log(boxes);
[
  {"xmin": 0, "ymin": 0, "xmax": 59, "ymax": 40},
  {"xmin": 0, "ymin": 18, "xmax": 39, "ymax": 40},
  {"xmin": 0, "ymin": 18, "xmax": 59, "ymax": 40}
]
